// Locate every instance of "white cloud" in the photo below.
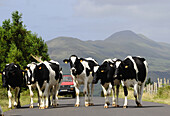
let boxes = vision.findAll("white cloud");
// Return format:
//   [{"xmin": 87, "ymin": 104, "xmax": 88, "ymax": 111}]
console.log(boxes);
[{"xmin": 74, "ymin": 0, "xmax": 170, "ymax": 20}]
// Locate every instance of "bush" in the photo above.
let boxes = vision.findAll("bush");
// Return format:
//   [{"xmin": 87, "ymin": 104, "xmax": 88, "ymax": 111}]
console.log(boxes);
[
  {"xmin": 0, "ymin": 75, "xmax": 8, "ymax": 99},
  {"xmin": 155, "ymin": 85, "xmax": 170, "ymax": 99}
]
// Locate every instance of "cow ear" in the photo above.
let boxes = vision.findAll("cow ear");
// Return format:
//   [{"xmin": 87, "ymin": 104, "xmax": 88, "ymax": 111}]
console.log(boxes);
[
  {"xmin": 101, "ymin": 70, "xmax": 104, "ymax": 73},
  {"xmin": 79, "ymin": 58, "xmax": 85, "ymax": 63},
  {"xmin": 23, "ymin": 66, "xmax": 28, "ymax": 70},
  {"xmin": 63, "ymin": 59, "xmax": 70, "ymax": 64},
  {"xmin": 125, "ymin": 65, "xmax": 128, "ymax": 68},
  {"xmin": 110, "ymin": 63, "xmax": 114, "ymax": 67}
]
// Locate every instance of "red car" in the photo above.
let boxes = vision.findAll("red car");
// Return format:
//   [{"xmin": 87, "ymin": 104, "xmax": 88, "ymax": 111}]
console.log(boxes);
[{"xmin": 59, "ymin": 74, "xmax": 76, "ymax": 98}]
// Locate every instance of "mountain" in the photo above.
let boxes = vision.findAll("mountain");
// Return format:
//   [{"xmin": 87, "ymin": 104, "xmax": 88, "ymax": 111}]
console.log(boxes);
[{"xmin": 46, "ymin": 30, "xmax": 170, "ymax": 81}]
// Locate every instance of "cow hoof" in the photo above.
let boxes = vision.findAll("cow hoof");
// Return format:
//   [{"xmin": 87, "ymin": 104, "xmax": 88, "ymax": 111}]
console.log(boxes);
[
  {"xmin": 137, "ymin": 104, "xmax": 142, "ymax": 107},
  {"xmin": 45, "ymin": 106, "xmax": 48, "ymax": 109},
  {"xmin": 104, "ymin": 105, "xmax": 108, "ymax": 108},
  {"xmin": 16, "ymin": 105, "xmax": 21, "ymax": 108},
  {"xmin": 39, "ymin": 106, "xmax": 45, "ymax": 109},
  {"xmin": 112, "ymin": 104, "xmax": 119, "ymax": 107},
  {"xmin": 75, "ymin": 104, "xmax": 80, "ymax": 107},
  {"xmin": 85, "ymin": 103, "xmax": 89, "ymax": 107},
  {"xmin": 30, "ymin": 105, "xmax": 34, "ymax": 108},
  {"xmin": 123, "ymin": 106, "xmax": 128, "ymax": 108},
  {"xmin": 89, "ymin": 103, "xmax": 94, "ymax": 106},
  {"xmin": 106, "ymin": 102, "xmax": 110, "ymax": 106},
  {"xmin": 8, "ymin": 106, "xmax": 12, "ymax": 109},
  {"xmin": 53, "ymin": 104, "xmax": 59, "ymax": 107}
]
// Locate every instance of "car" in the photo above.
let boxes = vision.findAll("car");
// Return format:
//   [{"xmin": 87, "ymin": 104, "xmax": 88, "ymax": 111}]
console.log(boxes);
[{"xmin": 59, "ymin": 74, "xmax": 76, "ymax": 98}]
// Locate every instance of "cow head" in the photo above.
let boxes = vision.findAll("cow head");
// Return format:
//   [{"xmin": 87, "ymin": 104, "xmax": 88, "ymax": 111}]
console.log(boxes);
[
  {"xmin": 93, "ymin": 59, "xmax": 115, "ymax": 85},
  {"xmin": 24, "ymin": 63, "xmax": 36, "ymax": 85},
  {"xmin": 92, "ymin": 66, "xmax": 100, "ymax": 84},
  {"xmin": 33, "ymin": 62, "xmax": 49, "ymax": 84},
  {"xmin": 63, "ymin": 55, "xmax": 84, "ymax": 76},
  {"xmin": 1, "ymin": 63, "xmax": 21, "ymax": 87},
  {"xmin": 113, "ymin": 58, "xmax": 135, "ymax": 79}
]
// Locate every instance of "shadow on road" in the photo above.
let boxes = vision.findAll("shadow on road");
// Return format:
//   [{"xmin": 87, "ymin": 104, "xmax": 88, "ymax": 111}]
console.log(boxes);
[{"xmin": 106, "ymin": 105, "xmax": 165, "ymax": 109}]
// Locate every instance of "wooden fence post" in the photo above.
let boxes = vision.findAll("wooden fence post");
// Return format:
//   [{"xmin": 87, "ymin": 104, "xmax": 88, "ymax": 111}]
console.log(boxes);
[
  {"xmin": 151, "ymin": 84, "xmax": 154, "ymax": 94},
  {"xmin": 160, "ymin": 79, "xmax": 163, "ymax": 88},
  {"xmin": 167, "ymin": 79, "xmax": 169, "ymax": 85},
  {"xmin": 154, "ymin": 82, "xmax": 157, "ymax": 93},
  {"xmin": 157, "ymin": 78, "xmax": 160, "ymax": 88},
  {"xmin": 164, "ymin": 78, "xmax": 166, "ymax": 85}
]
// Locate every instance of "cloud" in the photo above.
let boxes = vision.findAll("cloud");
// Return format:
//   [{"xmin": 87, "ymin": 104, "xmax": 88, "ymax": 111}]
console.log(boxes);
[
  {"xmin": 72, "ymin": 0, "xmax": 170, "ymax": 43},
  {"xmin": 74, "ymin": 0, "xmax": 170, "ymax": 20}
]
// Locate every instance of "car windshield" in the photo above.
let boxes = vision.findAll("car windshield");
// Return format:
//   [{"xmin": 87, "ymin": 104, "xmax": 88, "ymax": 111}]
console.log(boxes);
[{"xmin": 63, "ymin": 76, "xmax": 72, "ymax": 82}]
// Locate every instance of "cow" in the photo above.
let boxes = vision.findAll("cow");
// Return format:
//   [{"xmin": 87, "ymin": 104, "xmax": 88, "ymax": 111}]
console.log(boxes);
[
  {"xmin": 1, "ymin": 63, "xmax": 25, "ymax": 109},
  {"xmin": 33, "ymin": 60, "xmax": 62, "ymax": 109},
  {"xmin": 24, "ymin": 62, "xmax": 40, "ymax": 108},
  {"xmin": 113, "ymin": 56, "xmax": 148, "ymax": 108},
  {"xmin": 92, "ymin": 58, "xmax": 121, "ymax": 108},
  {"xmin": 63, "ymin": 55, "xmax": 98, "ymax": 107}
]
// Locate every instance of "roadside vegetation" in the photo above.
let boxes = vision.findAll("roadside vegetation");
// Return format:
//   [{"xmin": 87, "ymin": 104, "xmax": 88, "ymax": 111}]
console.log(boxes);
[
  {"xmin": 1, "ymin": 73, "xmax": 170, "ymax": 113},
  {"xmin": 118, "ymin": 85, "xmax": 170, "ymax": 105}
]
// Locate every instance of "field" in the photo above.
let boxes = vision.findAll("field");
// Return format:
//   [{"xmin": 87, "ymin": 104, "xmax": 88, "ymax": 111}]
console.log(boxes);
[{"xmin": 0, "ymin": 75, "xmax": 170, "ymax": 113}]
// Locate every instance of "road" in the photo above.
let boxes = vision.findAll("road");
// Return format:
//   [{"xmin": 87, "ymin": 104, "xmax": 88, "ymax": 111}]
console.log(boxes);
[{"xmin": 4, "ymin": 97, "xmax": 170, "ymax": 116}]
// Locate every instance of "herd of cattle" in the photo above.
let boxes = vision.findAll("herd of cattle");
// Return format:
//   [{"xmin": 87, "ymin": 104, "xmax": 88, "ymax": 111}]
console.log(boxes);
[{"xmin": 0, "ymin": 55, "xmax": 148, "ymax": 109}]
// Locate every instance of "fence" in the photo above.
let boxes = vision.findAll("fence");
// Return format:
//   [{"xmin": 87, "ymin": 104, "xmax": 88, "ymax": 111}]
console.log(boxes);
[{"xmin": 145, "ymin": 78, "xmax": 170, "ymax": 94}]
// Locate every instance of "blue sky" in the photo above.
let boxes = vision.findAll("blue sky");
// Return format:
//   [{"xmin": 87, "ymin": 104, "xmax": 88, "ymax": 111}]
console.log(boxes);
[{"xmin": 0, "ymin": 0, "xmax": 170, "ymax": 43}]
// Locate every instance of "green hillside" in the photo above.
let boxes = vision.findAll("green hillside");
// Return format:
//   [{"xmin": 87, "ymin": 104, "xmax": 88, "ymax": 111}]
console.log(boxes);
[{"xmin": 46, "ymin": 30, "xmax": 170, "ymax": 81}]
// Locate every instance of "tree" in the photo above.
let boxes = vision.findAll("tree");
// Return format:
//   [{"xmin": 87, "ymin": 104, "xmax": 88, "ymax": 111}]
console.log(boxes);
[
  {"xmin": 0, "ymin": 11, "xmax": 50, "ymax": 70},
  {"xmin": 145, "ymin": 77, "xmax": 153, "ymax": 86}
]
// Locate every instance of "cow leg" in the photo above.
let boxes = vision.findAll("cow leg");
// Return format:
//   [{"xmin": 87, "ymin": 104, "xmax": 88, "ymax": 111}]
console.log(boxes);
[
  {"xmin": 89, "ymin": 83, "xmax": 94, "ymax": 106},
  {"xmin": 115, "ymin": 85, "xmax": 120, "ymax": 107},
  {"xmin": 112, "ymin": 85, "xmax": 120, "ymax": 107},
  {"xmin": 111, "ymin": 84, "xmax": 116, "ymax": 106},
  {"xmin": 121, "ymin": 81, "xmax": 128, "ymax": 108},
  {"xmin": 52, "ymin": 84, "xmax": 60, "ymax": 107},
  {"xmin": 134, "ymin": 83, "xmax": 140, "ymax": 106},
  {"xmin": 44, "ymin": 83, "xmax": 50, "ymax": 108},
  {"xmin": 56, "ymin": 83, "xmax": 61, "ymax": 106},
  {"xmin": 28, "ymin": 85, "xmax": 34, "ymax": 108},
  {"xmin": 101, "ymin": 85, "xmax": 110, "ymax": 108},
  {"xmin": 14, "ymin": 87, "xmax": 21, "ymax": 108},
  {"xmin": 74, "ymin": 84, "xmax": 80, "ymax": 107},
  {"xmin": 8, "ymin": 87, "xmax": 12, "ymax": 109},
  {"xmin": 56, "ymin": 90, "xmax": 59, "ymax": 106},
  {"xmin": 138, "ymin": 83, "xmax": 144, "ymax": 107},
  {"xmin": 37, "ymin": 91, "xmax": 40, "ymax": 107},
  {"xmin": 87, "ymin": 84, "xmax": 90, "ymax": 105},
  {"xmin": 84, "ymin": 80, "xmax": 89, "ymax": 107},
  {"xmin": 17, "ymin": 88, "xmax": 21, "ymax": 108},
  {"xmin": 36, "ymin": 82, "xmax": 43, "ymax": 109},
  {"xmin": 123, "ymin": 86, "xmax": 128, "ymax": 108}
]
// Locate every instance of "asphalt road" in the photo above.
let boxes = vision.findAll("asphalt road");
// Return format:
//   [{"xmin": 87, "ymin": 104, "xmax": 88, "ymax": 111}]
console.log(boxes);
[{"xmin": 4, "ymin": 97, "xmax": 170, "ymax": 116}]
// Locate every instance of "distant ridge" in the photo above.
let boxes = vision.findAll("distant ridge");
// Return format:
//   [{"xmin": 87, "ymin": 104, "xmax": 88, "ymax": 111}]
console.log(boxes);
[{"xmin": 46, "ymin": 30, "xmax": 170, "ymax": 81}]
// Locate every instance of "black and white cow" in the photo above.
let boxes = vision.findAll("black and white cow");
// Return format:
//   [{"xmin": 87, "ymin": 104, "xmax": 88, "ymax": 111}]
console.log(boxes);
[
  {"xmin": 1, "ymin": 63, "xmax": 25, "ymax": 108},
  {"xmin": 24, "ymin": 62, "xmax": 40, "ymax": 108},
  {"xmin": 63, "ymin": 55, "xmax": 98, "ymax": 107},
  {"xmin": 113, "ymin": 56, "xmax": 148, "ymax": 108},
  {"xmin": 33, "ymin": 60, "xmax": 62, "ymax": 109},
  {"xmin": 93, "ymin": 58, "xmax": 121, "ymax": 108}
]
